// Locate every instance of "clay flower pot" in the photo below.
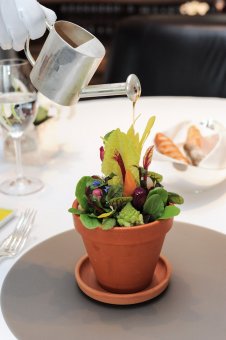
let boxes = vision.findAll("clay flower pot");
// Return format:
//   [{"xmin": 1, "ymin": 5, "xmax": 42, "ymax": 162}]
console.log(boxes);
[{"xmin": 73, "ymin": 200, "xmax": 173, "ymax": 294}]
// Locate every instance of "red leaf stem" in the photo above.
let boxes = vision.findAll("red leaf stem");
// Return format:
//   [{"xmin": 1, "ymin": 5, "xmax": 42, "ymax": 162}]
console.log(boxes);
[
  {"xmin": 143, "ymin": 145, "xmax": 154, "ymax": 170},
  {"xmin": 113, "ymin": 150, "xmax": 126, "ymax": 181}
]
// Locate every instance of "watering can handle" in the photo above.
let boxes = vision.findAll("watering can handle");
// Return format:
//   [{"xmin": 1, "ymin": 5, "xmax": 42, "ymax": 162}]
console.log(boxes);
[
  {"xmin": 80, "ymin": 74, "xmax": 141, "ymax": 102},
  {"xmin": 24, "ymin": 21, "xmax": 53, "ymax": 67}
]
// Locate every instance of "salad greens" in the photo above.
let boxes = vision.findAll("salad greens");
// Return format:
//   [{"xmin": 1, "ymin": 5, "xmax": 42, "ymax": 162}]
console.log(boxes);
[{"xmin": 69, "ymin": 115, "xmax": 183, "ymax": 229}]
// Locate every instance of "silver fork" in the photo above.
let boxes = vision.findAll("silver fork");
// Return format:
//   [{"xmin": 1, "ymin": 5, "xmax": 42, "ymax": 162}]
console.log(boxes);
[{"xmin": 0, "ymin": 209, "xmax": 36, "ymax": 259}]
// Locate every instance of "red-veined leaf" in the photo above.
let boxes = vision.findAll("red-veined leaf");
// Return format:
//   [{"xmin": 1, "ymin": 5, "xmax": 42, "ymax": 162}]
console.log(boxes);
[{"xmin": 143, "ymin": 145, "xmax": 154, "ymax": 170}]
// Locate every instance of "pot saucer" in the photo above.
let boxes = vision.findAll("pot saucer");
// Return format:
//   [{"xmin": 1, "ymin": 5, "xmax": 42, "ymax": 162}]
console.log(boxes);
[{"xmin": 75, "ymin": 255, "xmax": 172, "ymax": 305}]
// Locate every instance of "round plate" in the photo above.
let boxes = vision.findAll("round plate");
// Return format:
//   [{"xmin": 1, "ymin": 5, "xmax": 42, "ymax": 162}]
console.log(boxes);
[
  {"xmin": 2, "ymin": 224, "xmax": 226, "ymax": 340},
  {"xmin": 75, "ymin": 254, "xmax": 172, "ymax": 305}
]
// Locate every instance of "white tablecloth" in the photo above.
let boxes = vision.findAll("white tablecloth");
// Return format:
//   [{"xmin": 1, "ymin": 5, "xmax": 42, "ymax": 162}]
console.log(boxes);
[{"xmin": 1, "ymin": 96, "xmax": 226, "ymax": 339}]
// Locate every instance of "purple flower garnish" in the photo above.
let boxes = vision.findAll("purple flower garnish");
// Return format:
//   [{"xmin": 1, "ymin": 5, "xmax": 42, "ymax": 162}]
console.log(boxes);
[
  {"xmin": 103, "ymin": 186, "xmax": 110, "ymax": 193},
  {"xmin": 92, "ymin": 180, "xmax": 101, "ymax": 187}
]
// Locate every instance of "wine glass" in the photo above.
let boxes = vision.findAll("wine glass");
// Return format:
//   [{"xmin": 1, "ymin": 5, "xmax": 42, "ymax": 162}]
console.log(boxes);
[{"xmin": 0, "ymin": 58, "xmax": 43, "ymax": 195}]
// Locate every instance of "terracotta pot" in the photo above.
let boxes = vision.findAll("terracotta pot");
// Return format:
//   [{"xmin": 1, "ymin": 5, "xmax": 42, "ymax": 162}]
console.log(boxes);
[{"xmin": 72, "ymin": 200, "xmax": 173, "ymax": 293}]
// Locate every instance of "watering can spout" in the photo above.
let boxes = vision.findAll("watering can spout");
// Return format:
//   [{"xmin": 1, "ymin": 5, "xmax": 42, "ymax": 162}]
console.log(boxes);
[{"xmin": 80, "ymin": 74, "xmax": 141, "ymax": 103}]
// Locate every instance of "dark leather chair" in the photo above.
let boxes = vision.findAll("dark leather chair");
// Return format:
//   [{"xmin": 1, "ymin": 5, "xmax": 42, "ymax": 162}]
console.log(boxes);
[{"xmin": 104, "ymin": 15, "xmax": 226, "ymax": 97}]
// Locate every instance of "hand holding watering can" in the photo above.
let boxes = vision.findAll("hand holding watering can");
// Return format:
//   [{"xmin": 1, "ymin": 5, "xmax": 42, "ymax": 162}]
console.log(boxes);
[{"xmin": 0, "ymin": 1, "xmax": 141, "ymax": 106}]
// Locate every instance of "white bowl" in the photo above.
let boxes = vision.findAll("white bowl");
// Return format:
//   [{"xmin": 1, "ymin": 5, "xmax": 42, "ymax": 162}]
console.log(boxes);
[{"xmin": 153, "ymin": 120, "xmax": 226, "ymax": 192}]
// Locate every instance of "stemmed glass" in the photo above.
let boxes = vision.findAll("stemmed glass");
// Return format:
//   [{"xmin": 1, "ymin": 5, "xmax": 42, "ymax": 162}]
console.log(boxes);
[{"xmin": 0, "ymin": 59, "xmax": 43, "ymax": 195}]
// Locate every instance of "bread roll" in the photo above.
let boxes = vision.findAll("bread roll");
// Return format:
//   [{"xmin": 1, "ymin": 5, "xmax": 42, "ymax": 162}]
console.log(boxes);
[
  {"xmin": 184, "ymin": 125, "xmax": 205, "ymax": 166},
  {"xmin": 155, "ymin": 133, "xmax": 190, "ymax": 164},
  {"xmin": 185, "ymin": 125, "xmax": 203, "ymax": 148}
]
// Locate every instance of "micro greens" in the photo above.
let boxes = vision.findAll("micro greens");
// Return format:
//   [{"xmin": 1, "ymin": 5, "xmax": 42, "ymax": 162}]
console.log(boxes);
[{"xmin": 69, "ymin": 115, "xmax": 184, "ymax": 229}]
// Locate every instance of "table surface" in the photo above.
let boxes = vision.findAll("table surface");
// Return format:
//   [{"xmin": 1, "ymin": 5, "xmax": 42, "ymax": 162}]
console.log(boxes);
[
  {"xmin": 1, "ymin": 96, "xmax": 226, "ymax": 339},
  {"xmin": 1, "ymin": 223, "xmax": 226, "ymax": 340}
]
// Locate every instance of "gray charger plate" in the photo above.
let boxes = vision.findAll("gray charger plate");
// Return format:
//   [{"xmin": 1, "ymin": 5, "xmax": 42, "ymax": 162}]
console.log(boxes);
[{"xmin": 1, "ymin": 222, "xmax": 226, "ymax": 340}]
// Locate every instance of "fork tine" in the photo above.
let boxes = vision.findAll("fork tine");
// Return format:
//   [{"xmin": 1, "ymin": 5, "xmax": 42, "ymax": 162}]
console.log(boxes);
[
  {"xmin": 5, "ymin": 209, "xmax": 32, "ymax": 251},
  {"xmin": 0, "ymin": 210, "xmax": 28, "ymax": 250},
  {"xmin": 11, "ymin": 210, "xmax": 36, "ymax": 254},
  {"xmin": 0, "ymin": 209, "xmax": 36, "ymax": 258}
]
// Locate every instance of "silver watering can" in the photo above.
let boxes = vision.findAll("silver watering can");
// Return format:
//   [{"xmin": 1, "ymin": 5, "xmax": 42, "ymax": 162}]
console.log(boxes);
[{"xmin": 25, "ymin": 21, "xmax": 141, "ymax": 106}]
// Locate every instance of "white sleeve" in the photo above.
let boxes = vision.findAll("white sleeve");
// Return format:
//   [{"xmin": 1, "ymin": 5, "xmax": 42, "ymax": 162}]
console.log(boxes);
[
  {"xmin": 0, "ymin": 9, "xmax": 13, "ymax": 50},
  {"xmin": 0, "ymin": 0, "xmax": 57, "ymax": 51}
]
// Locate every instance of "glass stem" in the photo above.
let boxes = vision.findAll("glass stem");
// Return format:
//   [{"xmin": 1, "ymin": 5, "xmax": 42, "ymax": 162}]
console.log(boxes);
[{"xmin": 13, "ymin": 137, "xmax": 23, "ymax": 180}]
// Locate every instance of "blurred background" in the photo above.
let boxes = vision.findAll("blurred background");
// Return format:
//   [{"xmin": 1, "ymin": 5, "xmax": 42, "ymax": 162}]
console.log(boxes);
[{"xmin": 2, "ymin": 0, "xmax": 226, "ymax": 94}]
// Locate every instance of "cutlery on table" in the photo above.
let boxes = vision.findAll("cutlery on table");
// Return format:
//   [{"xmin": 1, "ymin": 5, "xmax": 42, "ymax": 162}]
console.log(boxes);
[{"xmin": 0, "ymin": 209, "xmax": 36, "ymax": 259}]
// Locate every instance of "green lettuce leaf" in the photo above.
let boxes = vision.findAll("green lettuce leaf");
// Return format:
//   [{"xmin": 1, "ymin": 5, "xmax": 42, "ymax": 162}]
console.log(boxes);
[{"xmin": 80, "ymin": 214, "xmax": 100, "ymax": 229}]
